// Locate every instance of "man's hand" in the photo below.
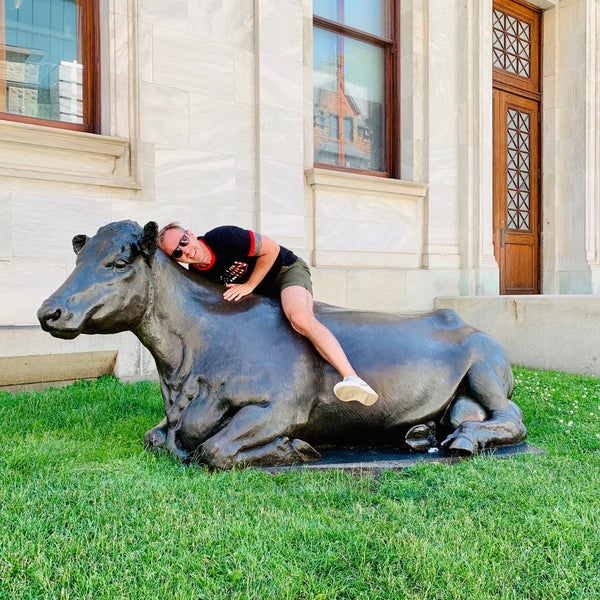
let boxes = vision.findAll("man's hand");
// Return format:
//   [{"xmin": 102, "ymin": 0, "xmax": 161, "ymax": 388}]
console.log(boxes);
[
  {"xmin": 222, "ymin": 234, "xmax": 279, "ymax": 301},
  {"xmin": 223, "ymin": 282, "xmax": 254, "ymax": 302}
]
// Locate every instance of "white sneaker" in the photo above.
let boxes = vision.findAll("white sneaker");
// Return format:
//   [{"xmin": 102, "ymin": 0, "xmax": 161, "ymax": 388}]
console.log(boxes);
[{"xmin": 333, "ymin": 376, "xmax": 378, "ymax": 406}]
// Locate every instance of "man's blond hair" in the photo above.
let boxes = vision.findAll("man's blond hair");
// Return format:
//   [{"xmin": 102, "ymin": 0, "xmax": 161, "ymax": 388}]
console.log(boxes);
[{"xmin": 158, "ymin": 222, "xmax": 185, "ymax": 246}]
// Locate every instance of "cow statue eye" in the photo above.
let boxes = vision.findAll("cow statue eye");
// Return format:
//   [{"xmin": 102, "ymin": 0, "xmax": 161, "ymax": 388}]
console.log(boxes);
[{"xmin": 114, "ymin": 259, "xmax": 129, "ymax": 270}]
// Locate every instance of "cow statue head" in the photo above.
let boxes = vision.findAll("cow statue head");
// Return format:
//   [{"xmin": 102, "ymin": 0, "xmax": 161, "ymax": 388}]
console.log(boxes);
[{"xmin": 38, "ymin": 220, "xmax": 158, "ymax": 339}]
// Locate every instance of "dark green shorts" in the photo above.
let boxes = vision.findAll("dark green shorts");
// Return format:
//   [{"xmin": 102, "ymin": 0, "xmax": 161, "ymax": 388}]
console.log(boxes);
[{"xmin": 274, "ymin": 257, "xmax": 313, "ymax": 295}]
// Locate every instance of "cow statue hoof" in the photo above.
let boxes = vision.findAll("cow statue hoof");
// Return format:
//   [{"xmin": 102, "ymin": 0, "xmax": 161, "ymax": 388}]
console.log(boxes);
[
  {"xmin": 144, "ymin": 420, "xmax": 167, "ymax": 450},
  {"xmin": 441, "ymin": 401, "xmax": 526, "ymax": 457},
  {"xmin": 405, "ymin": 422, "xmax": 438, "ymax": 452},
  {"xmin": 446, "ymin": 433, "xmax": 479, "ymax": 456},
  {"xmin": 37, "ymin": 220, "xmax": 528, "ymax": 469}
]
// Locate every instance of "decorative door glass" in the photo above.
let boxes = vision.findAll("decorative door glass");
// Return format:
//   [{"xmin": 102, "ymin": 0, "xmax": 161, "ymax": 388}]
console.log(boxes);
[
  {"xmin": 493, "ymin": 8, "xmax": 531, "ymax": 78},
  {"xmin": 506, "ymin": 107, "xmax": 531, "ymax": 231}
]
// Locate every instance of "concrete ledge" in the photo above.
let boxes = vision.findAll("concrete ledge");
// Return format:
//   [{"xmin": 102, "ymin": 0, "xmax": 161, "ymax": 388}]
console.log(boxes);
[
  {"xmin": 0, "ymin": 351, "xmax": 117, "ymax": 392},
  {"xmin": 434, "ymin": 295, "xmax": 600, "ymax": 378},
  {"xmin": 0, "ymin": 326, "xmax": 158, "ymax": 391}
]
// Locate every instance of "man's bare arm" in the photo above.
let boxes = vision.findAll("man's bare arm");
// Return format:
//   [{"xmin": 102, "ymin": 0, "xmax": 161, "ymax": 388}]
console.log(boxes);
[{"xmin": 222, "ymin": 235, "xmax": 280, "ymax": 301}]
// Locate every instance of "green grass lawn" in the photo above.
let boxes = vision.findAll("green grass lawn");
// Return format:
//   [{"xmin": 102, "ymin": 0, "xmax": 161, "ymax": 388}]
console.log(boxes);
[{"xmin": 0, "ymin": 368, "xmax": 598, "ymax": 600}]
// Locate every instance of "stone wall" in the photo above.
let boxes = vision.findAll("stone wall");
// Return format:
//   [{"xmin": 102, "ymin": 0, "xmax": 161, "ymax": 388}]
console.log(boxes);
[{"xmin": 435, "ymin": 295, "xmax": 600, "ymax": 378}]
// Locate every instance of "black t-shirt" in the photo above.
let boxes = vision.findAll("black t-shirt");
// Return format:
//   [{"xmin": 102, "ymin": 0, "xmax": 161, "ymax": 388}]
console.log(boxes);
[{"xmin": 190, "ymin": 226, "xmax": 297, "ymax": 295}]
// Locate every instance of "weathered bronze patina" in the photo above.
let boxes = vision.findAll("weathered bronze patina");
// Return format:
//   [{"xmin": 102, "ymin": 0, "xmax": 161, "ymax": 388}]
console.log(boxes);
[{"xmin": 37, "ymin": 220, "xmax": 527, "ymax": 468}]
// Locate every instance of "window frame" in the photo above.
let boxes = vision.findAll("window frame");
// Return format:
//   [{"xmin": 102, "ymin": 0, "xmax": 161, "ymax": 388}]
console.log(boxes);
[
  {"xmin": 313, "ymin": 1, "xmax": 399, "ymax": 178},
  {"xmin": 0, "ymin": 0, "xmax": 100, "ymax": 133}
]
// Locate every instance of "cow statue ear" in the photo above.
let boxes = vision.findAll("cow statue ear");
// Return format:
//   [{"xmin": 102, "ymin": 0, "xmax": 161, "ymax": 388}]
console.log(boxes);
[
  {"xmin": 140, "ymin": 221, "xmax": 158, "ymax": 262},
  {"xmin": 72, "ymin": 234, "xmax": 90, "ymax": 255}
]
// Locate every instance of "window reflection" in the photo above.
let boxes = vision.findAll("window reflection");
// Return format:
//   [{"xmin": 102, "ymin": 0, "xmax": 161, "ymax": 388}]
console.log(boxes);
[
  {"xmin": 1, "ymin": 0, "xmax": 83, "ymax": 123},
  {"xmin": 313, "ymin": 27, "xmax": 385, "ymax": 171},
  {"xmin": 313, "ymin": 0, "xmax": 387, "ymax": 37}
]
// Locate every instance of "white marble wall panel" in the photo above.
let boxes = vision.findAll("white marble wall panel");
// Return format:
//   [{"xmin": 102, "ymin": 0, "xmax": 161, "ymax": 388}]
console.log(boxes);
[
  {"xmin": 426, "ymin": 1, "xmax": 461, "ymax": 255},
  {"xmin": 153, "ymin": 146, "xmax": 236, "ymax": 208},
  {"xmin": 455, "ymin": 0, "xmax": 498, "ymax": 295},
  {"xmin": 400, "ymin": 1, "xmax": 427, "ymax": 183},
  {"xmin": 10, "ymin": 192, "xmax": 112, "ymax": 257},
  {"xmin": 302, "ymin": 75, "xmax": 315, "ymax": 167},
  {"xmin": 542, "ymin": 2, "xmax": 560, "ymax": 294},
  {"xmin": 315, "ymin": 196, "xmax": 421, "ymax": 253},
  {"xmin": 307, "ymin": 170, "xmax": 427, "ymax": 271},
  {"xmin": 258, "ymin": 53, "xmax": 303, "ymax": 112},
  {"xmin": 111, "ymin": 3, "xmax": 132, "ymax": 82},
  {"xmin": 0, "ymin": 190, "xmax": 12, "ymax": 257},
  {"xmin": 234, "ymin": 49, "xmax": 255, "ymax": 105},
  {"xmin": 110, "ymin": 199, "xmax": 189, "ymax": 229},
  {"xmin": 112, "ymin": 332, "xmax": 153, "ymax": 381},
  {"xmin": 0, "ymin": 260, "xmax": 72, "ymax": 326},
  {"xmin": 258, "ymin": 212, "xmax": 307, "ymax": 253},
  {"xmin": 405, "ymin": 268, "xmax": 461, "ymax": 311},
  {"xmin": 553, "ymin": 0, "xmax": 589, "ymax": 277},
  {"xmin": 257, "ymin": 0, "xmax": 303, "ymax": 60},
  {"xmin": 316, "ymin": 218, "xmax": 421, "ymax": 255},
  {"xmin": 538, "ymin": 0, "xmax": 600, "ymax": 294},
  {"xmin": 152, "ymin": 27, "xmax": 235, "ymax": 98},
  {"xmin": 542, "ymin": 4, "xmax": 558, "ymax": 290},
  {"xmin": 140, "ymin": 82, "xmax": 190, "ymax": 147},
  {"xmin": 311, "ymin": 266, "xmax": 461, "ymax": 313},
  {"xmin": 258, "ymin": 108, "xmax": 304, "ymax": 165},
  {"xmin": 259, "ymin": 159, "xmax": 305, "ymax": 216},
  {"xmin": 189, "ymin": 0, "xmax": 254, "ymax": 51},
  {"xmin": 318, "ymin": 183, "xmax": 421, "ymax": 220},
  {"xmin": 346, "ymin": 269, "xmax": 410, "ymax": 312},
  {"xmin": 139, "ymin": 0, "xmax": 189, "ymax": 34},
  {"xmin": 101, "ymin": 0, "xmax": 138, "ymax": 145},
  {"xmin": 310, "ymin": 267, "xmax": 349, "ymax": 307},
  {"xmin": 189, "ymin": 208, "xmax": 255, "ymax": 234},
  {"xmin": 235, "ymin": 157, "xmax": 257, "ymax": 216},
  {"xmin": 254, "ymin": 0, "xmax": 305, "ymax": 249},
  {"xmin": 189, "ymin": 93, "xmax": 255, "ymax": 159},
  {"xmin": 138, "ymin": 21, "xmax": 154, "ymax": 85},
  {"xmin": 137, "ymin": 140, "xmax": 157, "ymax": 201}
]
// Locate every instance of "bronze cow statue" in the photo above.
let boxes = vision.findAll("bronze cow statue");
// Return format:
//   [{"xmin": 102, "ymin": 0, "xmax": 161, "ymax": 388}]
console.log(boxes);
[{"xmin": 37, "ymin": 220, "xmax": 526, "ymax": 468}]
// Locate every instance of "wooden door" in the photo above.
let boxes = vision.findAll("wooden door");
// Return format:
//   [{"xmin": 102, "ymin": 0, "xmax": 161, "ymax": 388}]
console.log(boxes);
[
  {"xmin": 493, "ymin": 90, "xmax": 540, "ymax": 293},
  {"xmin": 492, "ymin": 0, "xmax": 541, "ymax": 294}
]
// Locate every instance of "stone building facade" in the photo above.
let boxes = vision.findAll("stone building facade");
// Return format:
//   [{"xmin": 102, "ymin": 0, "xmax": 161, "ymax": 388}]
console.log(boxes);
[{"xmin": 1, "ymin": 0, "xmax": 598, "ymax": 386}]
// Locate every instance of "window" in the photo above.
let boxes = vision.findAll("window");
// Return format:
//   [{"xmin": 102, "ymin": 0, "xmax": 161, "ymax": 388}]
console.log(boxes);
[
  {"xmin": 313, "ymin": 0, "xmax": 397, "ymax": 176},
  {"xmin": 329, "ymin": 114, "xmax": 338, "ymax": 139},
  {"xmin": 0, "ymin": 0, "xmax": 99, "ymax": 132},
  {"xmin": 343, "ymin": 116, "xmax": 353, "ymax": 141}
]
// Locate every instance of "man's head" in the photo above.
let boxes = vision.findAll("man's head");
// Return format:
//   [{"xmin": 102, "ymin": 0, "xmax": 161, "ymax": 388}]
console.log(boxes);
[{"xmin": 158, "ymin": 223, "xmax": 206, "ymax": 264}]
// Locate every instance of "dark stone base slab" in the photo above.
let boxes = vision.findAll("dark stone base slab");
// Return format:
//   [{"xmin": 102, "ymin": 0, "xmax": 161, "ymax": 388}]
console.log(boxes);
[{"xmin": 264, "ymin": 442, "xmax": 544, "ymax": 474}]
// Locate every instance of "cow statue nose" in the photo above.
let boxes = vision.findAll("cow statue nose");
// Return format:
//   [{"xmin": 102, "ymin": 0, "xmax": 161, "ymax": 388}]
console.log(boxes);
[
  {"xmin": 47, "ymin": 308, "xmax": 62, "ymax": 322},
  {"xmin": 37, "ymin": 301, "xmax": 64, "ymax": 329}
]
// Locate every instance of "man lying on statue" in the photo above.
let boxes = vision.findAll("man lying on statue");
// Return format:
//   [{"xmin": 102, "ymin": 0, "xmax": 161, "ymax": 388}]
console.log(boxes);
[{"xmin": 158, "ymin": 223, "xmax": 379, "ymax": 406}]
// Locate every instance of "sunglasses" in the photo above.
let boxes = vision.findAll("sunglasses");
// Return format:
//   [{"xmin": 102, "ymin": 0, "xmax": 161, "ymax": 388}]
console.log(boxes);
[{"xmin": 171, "ymin": 233, "xmax": 190, "ymax": 259}]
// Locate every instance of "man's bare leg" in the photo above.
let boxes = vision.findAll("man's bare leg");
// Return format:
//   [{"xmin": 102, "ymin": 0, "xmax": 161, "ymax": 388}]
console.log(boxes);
[{"xmin": 280, "ymin": 286, "xmax": 378, "ymax": 405}]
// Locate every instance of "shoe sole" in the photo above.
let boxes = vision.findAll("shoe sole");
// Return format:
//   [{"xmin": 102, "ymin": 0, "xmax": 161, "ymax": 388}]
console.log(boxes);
[{"xmin": 334, "ymin": 384, "xmax": 379, "ymax": 406}]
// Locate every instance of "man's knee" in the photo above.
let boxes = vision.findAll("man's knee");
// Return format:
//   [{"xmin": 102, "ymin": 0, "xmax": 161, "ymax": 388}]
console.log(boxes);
[{"xmin": 287, "ymin": 311, "xmax": 315, "ymax": 336}]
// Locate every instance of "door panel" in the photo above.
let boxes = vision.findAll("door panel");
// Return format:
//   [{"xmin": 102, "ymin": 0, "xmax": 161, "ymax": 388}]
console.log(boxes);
[
  {"xmin": 493, "ymin": 90, "xmax": 540, "ymax": 294},
  {"xmin": 505, "ymin": 243, "xmax": 536, "ymax": 290}
]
